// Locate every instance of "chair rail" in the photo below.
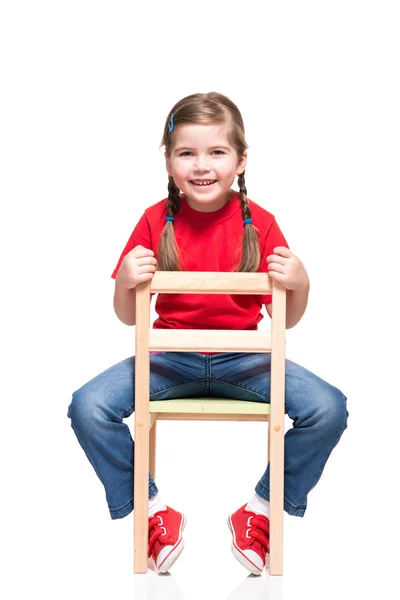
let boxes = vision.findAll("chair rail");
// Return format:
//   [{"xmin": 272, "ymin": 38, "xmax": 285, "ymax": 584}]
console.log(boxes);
[
  {"xmin": 150, "ymin": 271, "xmax": 272, "ymax": 294},
  {"xmin": 149, "ymin": 328, "xmax": 272, "ymax": 352}
]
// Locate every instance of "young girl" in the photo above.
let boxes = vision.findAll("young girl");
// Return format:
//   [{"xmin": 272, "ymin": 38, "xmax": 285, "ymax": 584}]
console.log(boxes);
[{"xmin": 68, "ymin": 91, "xmax": 348, "ymax": 575}]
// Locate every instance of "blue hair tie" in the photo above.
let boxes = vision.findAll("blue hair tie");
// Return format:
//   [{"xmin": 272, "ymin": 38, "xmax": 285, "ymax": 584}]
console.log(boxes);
[
  {"xmin": 168, "ymin": 113, "xmax": 174, "ymax": 133},
  {"xmin": 165, "ymin": 216, "xmax": 174, "ymax": 222},
  {"xmin": 243, "ymin": 218, "xmax": 252, "ymax": 225}
]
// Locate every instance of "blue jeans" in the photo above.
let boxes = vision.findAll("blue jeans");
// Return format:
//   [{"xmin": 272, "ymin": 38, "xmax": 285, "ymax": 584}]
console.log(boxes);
[{"xmin": 67, "ymin": 352, "xmax": 348, "ymax": 519}]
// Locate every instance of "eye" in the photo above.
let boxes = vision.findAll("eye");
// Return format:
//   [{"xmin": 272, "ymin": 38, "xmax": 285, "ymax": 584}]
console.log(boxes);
[
  {"xmin": 179, "ymin": 151, "xmax": 192, "ymax": 157},
  {"xmin": 212, "ymin": 150, "xmax": 225, "ymax": 155}
]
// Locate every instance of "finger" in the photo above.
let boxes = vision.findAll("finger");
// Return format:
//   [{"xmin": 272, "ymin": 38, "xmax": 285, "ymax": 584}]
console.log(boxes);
[
  {"xmin": 135, "ymin": 257, "xmax": 158, "ymax": 267},
  {"xmin": 133, "ymin": 246, "xmax": 155, "ymax": 257},
  {"xmin": 268, "ymin": 270, "xmax": 286, "ymax": 284},
  {"xmin": 273, "ymin": 246, "xmax": 291, "ymax": 257},
  {"xmin": 267, "ymin": 254, "xmax": 286, "ymax": 265},
  {"xmin": 137, "ymin": 264, "xmax": 157, "ymax": 274},
  {"xmin": 268, "ymin": 262, "xmax": 286, "ymax": 274},
  {"xmin": 135, "ymin": 272, "xmax": 155, "ymax": 283}
]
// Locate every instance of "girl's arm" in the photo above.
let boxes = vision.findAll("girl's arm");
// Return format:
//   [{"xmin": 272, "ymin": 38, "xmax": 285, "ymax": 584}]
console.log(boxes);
[
  {"xmin": 113, "ymin": 245, "xmax": 157, "ymax": 326},
  {"xmin": 114, "ymin": 281, "xmax": 137, "ymax": 326},
  {"xmin": 265, "ymin": 246, "xmax": 310, "ymax": 329}
]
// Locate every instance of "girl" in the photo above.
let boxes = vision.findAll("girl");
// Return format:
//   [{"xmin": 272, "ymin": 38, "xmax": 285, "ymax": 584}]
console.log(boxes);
[{"xmin": 68, "ymin": 92, "xmax": 348, "ymax": 575}]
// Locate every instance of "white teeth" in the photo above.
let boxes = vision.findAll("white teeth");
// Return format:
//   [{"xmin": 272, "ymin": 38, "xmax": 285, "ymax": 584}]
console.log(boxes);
[{"xmin": 192, "ymin": 181, "xmax": 215, "ymax": 186}]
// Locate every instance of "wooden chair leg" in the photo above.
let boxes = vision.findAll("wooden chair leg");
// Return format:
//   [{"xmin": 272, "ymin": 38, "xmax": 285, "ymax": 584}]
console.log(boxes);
[
  {"xmin": 269, "ymin": 279, "xmax": 286, "ymax": 576},
  {"xmin": 134, "ymin": 282, "xmax": 151, "ymax": 574},
  {"xmin": 149, "ymin": 420, "xmax": 157, "ymax": 480},
  {"xmin": 134, "ymin": 412, "xmax": 150, "ymax": 573},
  {"xmin": 269, "ymin": 424, "xmax": 284, "ymax": 575}
]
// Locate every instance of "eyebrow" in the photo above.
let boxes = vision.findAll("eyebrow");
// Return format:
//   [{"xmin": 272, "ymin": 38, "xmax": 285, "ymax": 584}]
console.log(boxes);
[{"xmin": 173, "ymin": 145, "xmax": 232, "ymax": 152}]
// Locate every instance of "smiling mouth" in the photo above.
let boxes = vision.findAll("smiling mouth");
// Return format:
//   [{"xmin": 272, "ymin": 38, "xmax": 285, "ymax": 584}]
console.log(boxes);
[{"xmin": 191, "ymin": 180, "xmax": 217, "ymax": 186}]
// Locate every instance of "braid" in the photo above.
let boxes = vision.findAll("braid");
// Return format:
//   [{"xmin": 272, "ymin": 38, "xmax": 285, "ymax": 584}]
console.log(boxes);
[
  {"xmin": 167, "ymin": 176, "xmax": 181, "ymax": 218},
  {"xmin": 237, "ymin": 171, "xmax": 261, "ymax": 272},
  {"xmin": 157, "ymin": 176, "xmax": 182, "ymax": 271},
  {"xmin": 238, "ymin": 173, "xmax": 250, "ymax": 219}
]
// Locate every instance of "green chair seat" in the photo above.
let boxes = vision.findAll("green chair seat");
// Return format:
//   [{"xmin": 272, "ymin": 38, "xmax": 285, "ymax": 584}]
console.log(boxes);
[{"xmin": 149, "ymin": 397, "xmax": 270, "ymax": 415}]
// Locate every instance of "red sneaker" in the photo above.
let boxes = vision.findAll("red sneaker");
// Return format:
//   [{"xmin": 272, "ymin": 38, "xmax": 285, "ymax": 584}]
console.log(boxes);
[
  {"xmin": 227, "ymin": 504, "xmax": 270, "ymax": 574},
  {"xmin": 148, "ymin": 506, "xmax": 186, "ymax": 573}
]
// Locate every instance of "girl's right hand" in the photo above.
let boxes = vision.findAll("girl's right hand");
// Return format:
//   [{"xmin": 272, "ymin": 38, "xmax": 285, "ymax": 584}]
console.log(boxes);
[{"xmin": 116, "ymin": 245, "xmax": 158, "ymax": 290}]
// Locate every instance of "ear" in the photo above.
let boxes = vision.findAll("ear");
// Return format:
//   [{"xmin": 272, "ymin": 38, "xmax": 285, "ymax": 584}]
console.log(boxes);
[
  {"xmin": 165, "ymin": 151, "xmax": 172, "ymax": 177},
  {"xmin": 236, "ymin": 151, "xmax": 247, "ymax": 175}
]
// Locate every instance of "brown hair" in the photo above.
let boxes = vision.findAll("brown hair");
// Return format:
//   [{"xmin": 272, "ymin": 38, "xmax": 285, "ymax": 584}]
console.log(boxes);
[{"xmin": 158, "ymin": 91, "xmax": 261, "ymax": 272}]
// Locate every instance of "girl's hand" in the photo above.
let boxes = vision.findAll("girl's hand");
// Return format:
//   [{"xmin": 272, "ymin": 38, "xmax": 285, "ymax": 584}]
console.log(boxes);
[
  {"xmin": 116, "ymin": 245, "xmax": 158, "ymax": 290},
  {"xmin": 266, "ymin": 247, "xmax": 309, "ymax": 292}
]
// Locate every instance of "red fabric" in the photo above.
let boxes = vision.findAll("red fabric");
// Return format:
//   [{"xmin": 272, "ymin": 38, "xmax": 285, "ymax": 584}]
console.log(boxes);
[
  {"xmin": 112, "ymin": 192, "xmax": 289, "ymax": 351},
  {"xmin": 228, "ymin": 504, "xmax": 270, "ymax": 572},
  {"xmin": 147, "ymin": 506, "xmax": 185, "ymax": 569}
]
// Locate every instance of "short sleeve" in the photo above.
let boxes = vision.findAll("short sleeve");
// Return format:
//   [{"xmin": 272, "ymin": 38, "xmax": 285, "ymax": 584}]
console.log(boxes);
[
  {"xmin": 111, "ymin": 212, "xmax": 153, "ymax": 279},
  {"xmin": 258, "ymin": 219, "xmax": 289, "ymax": 305}
]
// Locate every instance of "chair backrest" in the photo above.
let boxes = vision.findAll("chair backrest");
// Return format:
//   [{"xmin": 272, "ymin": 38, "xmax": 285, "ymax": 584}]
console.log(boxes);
[{"xmin": 135, "ymin": 271, "xmax": 286, "ymax": 426}]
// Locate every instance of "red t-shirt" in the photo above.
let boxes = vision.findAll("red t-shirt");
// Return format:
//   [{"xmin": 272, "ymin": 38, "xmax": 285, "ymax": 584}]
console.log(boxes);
[{"xmin": 112, "ymin": 192, "xmax": 288, "ymax": 341}]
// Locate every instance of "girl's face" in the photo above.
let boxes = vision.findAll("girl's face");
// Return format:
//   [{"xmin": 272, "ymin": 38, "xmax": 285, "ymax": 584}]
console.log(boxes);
[{"xmin": 165, "ymin": 122, "xmax": 247, "ymax": 212}]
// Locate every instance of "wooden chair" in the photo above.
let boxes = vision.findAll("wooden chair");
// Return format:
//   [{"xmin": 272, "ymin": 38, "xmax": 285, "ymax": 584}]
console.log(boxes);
[{"xmin": 134, "ymin": 272, "xmax": 286, "ymax": 575}]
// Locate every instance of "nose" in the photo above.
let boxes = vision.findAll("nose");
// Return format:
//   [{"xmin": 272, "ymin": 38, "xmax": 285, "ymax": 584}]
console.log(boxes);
[{"xmin": 193, "ymin": 155, "xmax": 211, "ymax": 172}]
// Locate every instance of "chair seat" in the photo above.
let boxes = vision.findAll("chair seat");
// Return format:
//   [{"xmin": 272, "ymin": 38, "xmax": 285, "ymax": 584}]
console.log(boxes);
[{"xmin": 149, "ymin": 397, "xmax": 270, "ymax": 415}]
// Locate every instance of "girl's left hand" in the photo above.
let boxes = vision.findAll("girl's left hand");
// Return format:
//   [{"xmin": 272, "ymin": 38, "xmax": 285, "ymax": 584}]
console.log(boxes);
[{"xmin": 266, "ymin": 247, "xmax": 310, "ymax": 292}]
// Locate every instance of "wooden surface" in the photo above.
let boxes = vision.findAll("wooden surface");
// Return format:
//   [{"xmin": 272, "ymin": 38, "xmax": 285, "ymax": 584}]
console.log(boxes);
[
  {"xmin": 149, "ymin": 398, "xmax": 271, "ymax": 415},
  {"xmin": 150, "ymin": 271, "xmax": 272, "ymax": 294},
  {"xmin": 149, "ymin": 329, "xmax": 272, "ymax": 353},
  {"xmin": 133, "ymin": 280, "xmax": 151, "ymax": 573},
  {"xmin": 269, "ymin": 279, "xmax": 286, "ymax": 575}
]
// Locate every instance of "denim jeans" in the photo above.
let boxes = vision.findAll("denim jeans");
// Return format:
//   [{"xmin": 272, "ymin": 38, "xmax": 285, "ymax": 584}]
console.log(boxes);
[{"xmin": 67, "ymin": 352, "xmax": 348, "ymax": 519}]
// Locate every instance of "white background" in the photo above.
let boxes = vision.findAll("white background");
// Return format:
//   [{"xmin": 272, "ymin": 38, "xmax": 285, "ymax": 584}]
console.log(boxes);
[{"xmin": 1, "ymin": 1, "xmax": 399, "ymax": 599}]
